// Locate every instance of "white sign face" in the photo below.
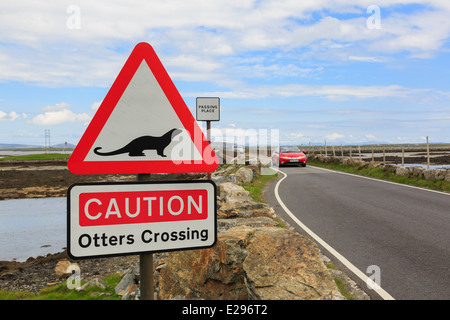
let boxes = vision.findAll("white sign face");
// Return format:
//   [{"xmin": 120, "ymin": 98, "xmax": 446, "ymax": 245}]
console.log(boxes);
[
  {"xmin": 84, "ymin": 61, "xmax": 202, "ymax": 163},
  {"xmin": 196, "ymin": 97, "xmax": 220, "ymax": 121},
  {"xmin": 67, "ymin": 181, "xmax": 217, "ymax": 259}
]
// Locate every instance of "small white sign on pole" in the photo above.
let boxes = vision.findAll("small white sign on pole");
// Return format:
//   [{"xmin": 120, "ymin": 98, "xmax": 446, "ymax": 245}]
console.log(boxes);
[{"xmin": 196, "ymin": 97, "xmax": 220, "ymax": 121}]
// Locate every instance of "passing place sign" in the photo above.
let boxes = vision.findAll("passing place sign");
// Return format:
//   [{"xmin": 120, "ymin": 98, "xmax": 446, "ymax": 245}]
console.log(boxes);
[{"xmin": 67, "ymin": 180, "xmax": 217, "ymax": 259}]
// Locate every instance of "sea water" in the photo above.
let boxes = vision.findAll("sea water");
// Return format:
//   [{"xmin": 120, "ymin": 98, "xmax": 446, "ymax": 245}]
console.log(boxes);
[{"xmin": 0, "ymin": 197, "xmax": 66, "ymax": 262}]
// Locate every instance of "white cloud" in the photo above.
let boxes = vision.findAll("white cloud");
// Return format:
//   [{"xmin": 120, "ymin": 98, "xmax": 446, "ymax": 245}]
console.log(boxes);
[
  {"xmin": 42, "ymin": 102, "xmax": 72, "ymax": 112},
  {"xmin": 348, "ymin": 56, "xmax": 385, "ymax": 63},
  {"xmin": 90, "ymin": 101, "xmax": 102, "ymax": 111},
  {"xmin": 186, "ymin": 83, "xmax": 435, "ymax": 100},
  {"xmin": 326, "ymin": 133, "xmax": 344, "ymax": 141},
  {"xmin": 29, "ymin": 103, "xmax": 91, "ymax": 125},
  {"xmin": 290, "ymin": 132, "xmax": 304, "ymax": 138},
  {"xmin": 0, "ymin": 1, "xmax": 449, "ymax": 87},
  {"xmin": 0, "ymin": 110, "xmax": 20, "ymax": 122}
]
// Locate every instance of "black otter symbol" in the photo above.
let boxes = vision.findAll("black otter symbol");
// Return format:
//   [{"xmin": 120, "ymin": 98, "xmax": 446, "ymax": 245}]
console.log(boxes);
[{"xmin": 93, "ymin": 128, "xmax": 182, "ymax": 157}]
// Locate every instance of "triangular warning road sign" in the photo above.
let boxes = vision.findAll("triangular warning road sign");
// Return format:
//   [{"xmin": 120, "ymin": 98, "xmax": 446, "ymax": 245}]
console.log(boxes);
[{"xmin": 68, "ymin": 42, "xmax": 218, "ymax": 175}]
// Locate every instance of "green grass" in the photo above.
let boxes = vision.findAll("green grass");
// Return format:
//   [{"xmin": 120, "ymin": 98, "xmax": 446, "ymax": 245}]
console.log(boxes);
[
  {"xmin": 309, "ymin": 161, "xmax": 450, "ymax": 193},
  {"xmin": 241, "ymin": 167, "xmax": 278, "ymax": 203},
  {"xmin": 0, "ymin": 153, "xmax": 70, "ymax": 161},
  {"xmin": 333, "ymin": 277, "xmax": 356, "ymax": 300},
  {"xmin": 0, "ymin": 274, "xmax": 122, "ymax": 300}
]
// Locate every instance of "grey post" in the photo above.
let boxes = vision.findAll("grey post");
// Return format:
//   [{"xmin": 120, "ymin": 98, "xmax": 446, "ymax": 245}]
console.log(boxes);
[{"xmin": 137, "ymin": 173, "xmax": 154, "ymax": 300}]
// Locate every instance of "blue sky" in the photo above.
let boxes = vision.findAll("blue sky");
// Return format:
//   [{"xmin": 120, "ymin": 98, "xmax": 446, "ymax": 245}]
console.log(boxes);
[{"xmin": 0, "ymin": 0, "xmax": 449, "ymax": 146}]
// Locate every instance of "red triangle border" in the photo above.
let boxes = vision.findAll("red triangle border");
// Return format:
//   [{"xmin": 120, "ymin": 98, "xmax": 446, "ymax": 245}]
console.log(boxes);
[{"xmin": 68, "ymin": 42, "xmax": 218, "ymax": 175}]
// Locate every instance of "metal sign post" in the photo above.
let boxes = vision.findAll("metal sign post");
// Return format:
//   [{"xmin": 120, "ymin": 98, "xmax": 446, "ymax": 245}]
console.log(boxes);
[
  {"xmin": 138, "ymin": 173, "xmax": 153, "ymax": 300},
  {"xmin": 196, "ymin": 97, "xmax": 220, "ymax": 179}
]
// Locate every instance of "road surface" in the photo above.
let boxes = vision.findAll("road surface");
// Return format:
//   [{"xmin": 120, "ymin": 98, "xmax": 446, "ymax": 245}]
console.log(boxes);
[{"xmin": 264, "ymin": 165, "xmax": 450, "ymax": 300}]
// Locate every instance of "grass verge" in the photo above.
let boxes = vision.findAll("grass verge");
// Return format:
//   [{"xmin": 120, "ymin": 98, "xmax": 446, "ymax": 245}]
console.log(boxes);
[
  {"xmin": 0, "ymin": 153, "xmax": 70, "ymax": 161},
  {"xmin": 308, "ymin": 161, "xmax": 450, "ymax": 193},
  {"xmin": 241, "ymin": 167, "xmax": 278, "ymax": 203},
  {"xmin": 0, "ymin": 274, "xmax": 122, "ymax": 300}
]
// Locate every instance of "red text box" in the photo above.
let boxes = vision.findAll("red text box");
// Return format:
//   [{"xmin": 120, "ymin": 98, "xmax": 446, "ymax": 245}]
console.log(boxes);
[{"xmin": 79, "ymin": 189, "xmax": 207, "ymax": 227}]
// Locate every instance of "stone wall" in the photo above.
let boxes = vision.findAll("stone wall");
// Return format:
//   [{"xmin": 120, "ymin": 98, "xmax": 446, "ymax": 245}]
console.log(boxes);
[
  {"xmin": 115, "ymin": 164, "xmax": 354, "ymax": 300},
  {"xmin": 157, "ymin": 178, "xmax": 344, "ymax": 300},
  {"xmin": 309, "ymin": 154, "xmax": 450, "ymax": 182}
]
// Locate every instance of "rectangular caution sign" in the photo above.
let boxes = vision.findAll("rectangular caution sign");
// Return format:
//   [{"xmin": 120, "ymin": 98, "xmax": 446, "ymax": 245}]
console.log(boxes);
[{"xmin": 67, "ymin": 180, "xmax": 217, "ymax": 259}]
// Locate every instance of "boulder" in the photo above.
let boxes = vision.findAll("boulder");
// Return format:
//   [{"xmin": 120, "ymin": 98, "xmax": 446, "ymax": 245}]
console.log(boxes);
[
  {"xmin": 218, "ymin": 202, "xmax": 275, "ymax": 219},
  {"xmin": 115, "ymin": 266, "xmax": 140, "ymax": 296},
  {"xmin": 437, "ymin": 169, "xmax": 446, "ymax": 180},
  {"xmin": 424, "ymin": 169, "xmax": 438, "ymax": 181},
  {"xmin": 411, "ymin": 166, "xmax": 424, "ymax": 178},
  {"xmin": 445, "ymin": 170, "xmax": 450, "ymax": 182},
  {"xmin": 218, "ymin": 182, "xmax": 253, "ymax": 204},
  {"xmin": 235, "ymin": 167, "xmax": 254, "ymax": 184},
  {"xmin": 158, "ymin": 226, "xmax": 254, "ymax": 300},
  {"xmin": 243, "ymin": 227, "xmax": 344, "ymax": 300},
  {"xmin": 55, "ymin": 260, "xmax": 79, "ymax": 278},
  {"xmin": 158, "ymin": 226, "xmax": 343, "ymax": 300},
  {"xmin": 395, "ymin": 166, "xmax": 410, "ymax": 177}
]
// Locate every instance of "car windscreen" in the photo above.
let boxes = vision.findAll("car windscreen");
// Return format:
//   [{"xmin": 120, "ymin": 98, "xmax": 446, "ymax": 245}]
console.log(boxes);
[{"xmin": 280, "ymin": 146, "xmax": 301, "ymax": 153}]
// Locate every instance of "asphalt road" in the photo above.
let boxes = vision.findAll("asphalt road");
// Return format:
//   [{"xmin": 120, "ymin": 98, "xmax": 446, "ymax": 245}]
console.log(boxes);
[{"xmin": 264, "ymin": 165, "xmax": 450, "ymax": 300}]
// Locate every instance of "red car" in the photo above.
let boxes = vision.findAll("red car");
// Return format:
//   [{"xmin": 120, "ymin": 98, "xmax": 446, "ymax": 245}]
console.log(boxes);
[{"xmin": 272, "ymin": 146, "xmax": 307, "ymax": 167}]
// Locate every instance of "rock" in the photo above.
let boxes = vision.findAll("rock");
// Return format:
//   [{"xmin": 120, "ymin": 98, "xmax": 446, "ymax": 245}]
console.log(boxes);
[
  {"xmin": 423, "ymin": 169, "xmax": 445, "ymax": 181},
  {"xmin": 423, "ymin": 169, "xmax": 438, "ymax": 181},
  {"xmin": 218, "ymin": 216, "xmax": 279, "ymax": 232},
  {"xmin": 55, "ymin": 260, "xmax": 79, "ymax": 278},
  {"xmin": 243, "ymin": 227, "xmax": 343, "ymax": 300},
  {"xmin": 235, "ymin": 167, "xmax": 254, "ymax": 184},
  {"xmin": 158, "ymin": 226, "xmax": 254, "ymax": 300},
  {"xmin": 437, "ymin": 169, "xmax": 446, "ymax": 180},
  {"xmin": 115, "ymin": 266, "xmax": 139, "ymax": 296},
  {"xmin": 367, "ymin": 161, "xmax": 379, "ymax": 168},
  {"xmin": 445, "ymin": 170, "xmax": 450, "ymax": 182},
  {"xmin": 218, "ymin": 202, "xmax": 275, "ymax": 219},
  {"xmin": 351, "ymin": 160, "xmax": 366, "ymax": 168},
  {"xmin": 411, "ymin": 166, "xmax": 424, "ymax": 178},
  {"xmin": 122, "ymin": 283, "xmax": 139, "ymax": 300},
  {"xmin": 218, "ymin": 182, "xmax": 253, "ymax": 204},
  {"xmin": 158, "ymin": 226, "xmax": 343, "ymax": 300},
  {"xmin": 395, "ymin": 166, "xmax": 410, "ymax": 176},
  {"xmin": 383, "ymin": 164, "xmax": 397, "ymax": 172}
]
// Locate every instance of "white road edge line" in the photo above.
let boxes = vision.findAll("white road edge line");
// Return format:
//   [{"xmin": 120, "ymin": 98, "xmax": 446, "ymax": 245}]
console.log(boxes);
[
  {"xmin": 310, "ymin": 164, "xmax": 450, "ymax": 196},
  {"xmin": 272, "ymin": 167, "xmax": 396, "ymax": 300}
]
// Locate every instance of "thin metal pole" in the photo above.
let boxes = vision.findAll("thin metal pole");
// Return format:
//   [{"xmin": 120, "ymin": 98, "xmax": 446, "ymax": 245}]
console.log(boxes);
[
  {"xmin": 137, "ymin": 173, "xmax": 154, "ymax": 300},
  {"xmin": 207, "ymin": 120, "xmax": 211, "ymax": 180},
  {"xmin": 426, "ymin": 136, "xmax": 430, "ymax": 169},
  {"xmin": 139, "ymin": 252, "xmax": 154, "ymax": 300}
]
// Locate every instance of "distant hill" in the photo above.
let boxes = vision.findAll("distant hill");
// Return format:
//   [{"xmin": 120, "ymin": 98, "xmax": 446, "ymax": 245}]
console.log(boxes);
[
  {"xmin": 0, "ymin": 143, "xmax": 76, "ymax": 149},
  {"xmin": 0, "ymin": 143, "xmax": 43, "ymax": 149},
  {"xmin": 52, "ymin": 143, "xmax": 76, "ymax": 148}
]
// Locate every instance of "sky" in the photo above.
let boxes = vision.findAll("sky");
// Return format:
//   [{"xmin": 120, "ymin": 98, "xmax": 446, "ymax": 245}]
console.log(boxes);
[{"xmin": 0, "ymin": 0, "xmax": 449, "ymax": 147}]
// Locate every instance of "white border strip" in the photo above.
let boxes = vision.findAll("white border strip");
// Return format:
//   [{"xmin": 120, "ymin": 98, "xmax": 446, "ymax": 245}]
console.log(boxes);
[{"xmin": 273, "ymin": 168, "xmax": 395, "ymax": 300}]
